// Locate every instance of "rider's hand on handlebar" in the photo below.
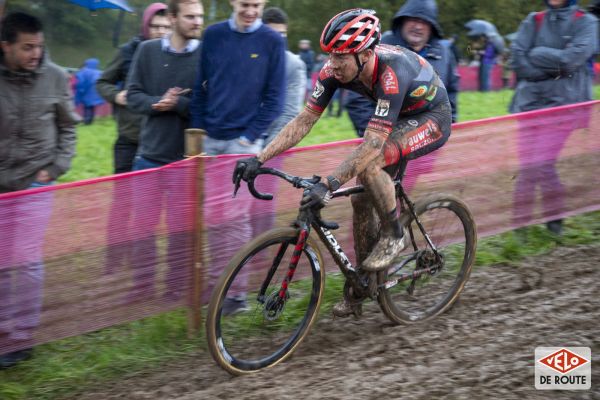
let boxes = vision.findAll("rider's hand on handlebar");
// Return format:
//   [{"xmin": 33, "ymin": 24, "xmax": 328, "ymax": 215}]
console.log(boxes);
[
  {"xmin": 300, "ymin": 182, "xmax": 332, "ymax": 210},
  {"xmin": 232, "ymin": 156, "xmax": 262, "ymax": 184}
]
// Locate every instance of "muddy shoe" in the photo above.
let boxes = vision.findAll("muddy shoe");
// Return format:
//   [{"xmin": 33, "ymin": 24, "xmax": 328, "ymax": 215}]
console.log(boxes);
[
  {"xmin": 332, "ymin": 298, "xmax": 362, "ymax": 318},
  {"xmin": 361, "ymin": 231, "xmax": 408, "ymax": 272}
]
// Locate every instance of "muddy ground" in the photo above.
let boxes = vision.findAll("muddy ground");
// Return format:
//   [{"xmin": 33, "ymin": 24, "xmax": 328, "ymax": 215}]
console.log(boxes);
[{"xmin": 74, "ymin": 245, "xmax": 599, "ymax": 400}]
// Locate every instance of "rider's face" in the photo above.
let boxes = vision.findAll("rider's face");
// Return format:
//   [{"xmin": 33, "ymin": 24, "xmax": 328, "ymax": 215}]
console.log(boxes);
[{"xmin": 328, "ymin": 52, "xmax": 359, "ymax": 83}]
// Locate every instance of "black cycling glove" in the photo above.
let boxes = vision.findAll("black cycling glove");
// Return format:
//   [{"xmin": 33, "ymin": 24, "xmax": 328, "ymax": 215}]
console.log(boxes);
[
  {"xmin": 232, "ymin": 156, "xmax": 262, "ymax": 184},
  {"xmin": 300, "ymin": 182, "xmax": 332, "ymax": 210}
]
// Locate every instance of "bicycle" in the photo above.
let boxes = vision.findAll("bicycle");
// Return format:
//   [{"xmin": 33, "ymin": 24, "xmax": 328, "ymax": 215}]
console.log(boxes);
[{"xmin": 206, "ymin": 163, "xmax": 477, "ymax": 375}]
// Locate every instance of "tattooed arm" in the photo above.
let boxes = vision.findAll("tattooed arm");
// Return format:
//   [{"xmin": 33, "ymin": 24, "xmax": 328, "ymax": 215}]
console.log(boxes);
[
  {"xmin": 257, "ymin": 108, "xmax": 320, "ymax": 163},
  {"xmin": 329, "ymin": 128, "xmax": 387, "ymax": 187}
]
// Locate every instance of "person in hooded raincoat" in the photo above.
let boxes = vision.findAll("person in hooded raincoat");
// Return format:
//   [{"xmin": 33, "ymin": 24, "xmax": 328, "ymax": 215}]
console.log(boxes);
[
  {"xmin": 74, "ymin": 58, "xmax": 105, "ymax": 125},
  {"xmin": 344, "ymin": 0, "xmax": 459, "ymax": 136}
]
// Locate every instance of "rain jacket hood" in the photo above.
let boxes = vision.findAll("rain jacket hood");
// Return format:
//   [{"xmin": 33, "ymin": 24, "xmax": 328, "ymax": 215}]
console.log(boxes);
[
  {"xmin": 544, "ymin": 0, "xmax": 578, "ymax": 8},
  {"xmin": 83, "ymin": 58, "xmax": 100, "ymax": 69},
  {"xmin": 391, "ymin": 0, "xmax": 443, "ymax": 39},
  {"xmin": 141, "ymin": 2, "xmax": 168, "ymax": 40}
]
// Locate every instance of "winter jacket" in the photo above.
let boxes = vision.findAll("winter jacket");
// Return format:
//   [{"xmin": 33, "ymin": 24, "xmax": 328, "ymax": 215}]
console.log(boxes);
[
  {"xmin": 96, "ymin": 2, "xmax": 169, "ymax": 143},
  {"xmin": 0, "ymin": 52, "xmax": 79, "ymax": 192},
  {"xmin": 510, "ymin": 4, "xmax": 598, "ymax": 112},
  {"xmin": 264, "ymin": 50, "xmax": 306, "ymax": 145},
  {"xmin": 96, "ymin": 37, "xmax": 144, "ymax": 143},
  {"xmin": 75, "ymin": 58, "xmax": 105, "ymax": 107}
]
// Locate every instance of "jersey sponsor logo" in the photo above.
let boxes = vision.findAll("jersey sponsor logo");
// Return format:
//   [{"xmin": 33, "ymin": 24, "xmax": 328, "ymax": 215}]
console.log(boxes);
[
  {"xmin": 381, "ymin": 66, "xmax": 399, "ymax": 95},
  {"xmin": 374, "ymin": 99, "xmax": 390, "ymax": 117},
  {"xmin": 312, "ymin": 81, "xmax": 325, "ymax": 99},
  {"xmin": 367, "ymin": 119, "xmax": 393, "ymax": 135},
  {"xmin": 400, "ymin": 120, "xmax": 442, "ymax": 156},
  {"xmin": 410, "ymin": 85, "xmax": 428, "ymax": 98},
  {"xmin": 425, "ymin": 86, "xmax": 438, "ymax": 101},
  {"xmin": 250, "ymin": 53, "xmax": 259, "ymax": 58},
  {"xmin": 408, "ymin": 119, "xmax": 418, "ymax": 127}
]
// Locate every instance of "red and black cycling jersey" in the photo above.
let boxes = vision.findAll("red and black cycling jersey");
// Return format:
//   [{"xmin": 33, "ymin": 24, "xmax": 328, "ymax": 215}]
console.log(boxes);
[{"xmin": 307, "ymin": 44, "xmax": 449, "ymax": 136}]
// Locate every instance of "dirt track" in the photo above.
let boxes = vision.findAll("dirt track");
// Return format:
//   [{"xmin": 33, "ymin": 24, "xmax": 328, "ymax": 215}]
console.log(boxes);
[{"xmin": 74, "ymin": 245, "xmax": 599, "ymax": 400}]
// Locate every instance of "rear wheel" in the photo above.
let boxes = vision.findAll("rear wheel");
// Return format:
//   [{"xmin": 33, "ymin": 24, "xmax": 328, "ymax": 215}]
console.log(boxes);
[
  {"xmin": 206, "ymin": 227, "xmax": 325, "ymax": 375},
  {"xmin": 377, "ymin": 194, "xmax": 477, "ymax": 324}
]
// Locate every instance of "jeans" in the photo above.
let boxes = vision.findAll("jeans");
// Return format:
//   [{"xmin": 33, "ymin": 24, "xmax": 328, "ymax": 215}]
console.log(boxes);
[
  {"xmin": 202, "ymin": 137, "xmax": 261, "ymax": 302},
  {"xmin": 83, "ymin": 106, "xmax": 96, "ymax": 125},
  {"xmin": 0, "ymin": 181, "xmax": 54, "ymax": 343},
  {"xmin": 113, "ymin": 136, "xmax": 138, "ymax": 174},
  {"xmin": 479, "ymin": 63, "xmax": 493, "ymax": 92}
]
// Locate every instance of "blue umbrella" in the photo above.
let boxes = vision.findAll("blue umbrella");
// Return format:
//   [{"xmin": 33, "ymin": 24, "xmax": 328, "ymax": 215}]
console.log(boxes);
[{"xmin": 68, "ymin": 0, "xmax": 133, "ymax": 13}]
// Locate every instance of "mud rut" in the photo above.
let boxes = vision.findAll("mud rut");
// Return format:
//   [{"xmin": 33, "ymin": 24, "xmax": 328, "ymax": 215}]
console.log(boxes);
[{"xmin": 74, "ymin": 245, "xmax": 599, "ymax": 400}]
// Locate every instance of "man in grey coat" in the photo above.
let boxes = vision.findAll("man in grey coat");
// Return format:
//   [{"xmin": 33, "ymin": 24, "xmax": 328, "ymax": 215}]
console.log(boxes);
[
  {"xmin": 0, "ymin": 12, "xmax": 78, "ymax": 368},
  {"xmin": 510, "ymin": 0, "xmax": 597, "ymax": 112},
  {"xmin": 510, "ymin": 0, "xmax": 597, "ymax": 235},
  {"xmin": 344, "ymin": 0, "xmax": 459, "ymax": 136}
]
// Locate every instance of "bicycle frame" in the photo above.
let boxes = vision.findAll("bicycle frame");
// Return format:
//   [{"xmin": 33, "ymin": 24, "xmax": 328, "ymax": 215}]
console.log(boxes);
[{"xmin": 243, "ymin": 167, "xmax": 442, "ymax": 302}]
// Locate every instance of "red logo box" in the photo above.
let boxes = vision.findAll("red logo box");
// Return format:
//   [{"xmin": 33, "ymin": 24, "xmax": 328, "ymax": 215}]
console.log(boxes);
[{"xmin": 538, "ymin": 348, "xmax": 589, "ymax": 374}]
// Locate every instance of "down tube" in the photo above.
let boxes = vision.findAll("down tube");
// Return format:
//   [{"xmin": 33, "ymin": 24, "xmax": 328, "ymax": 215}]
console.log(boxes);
[{"xmin": 313, "ymin": 225, "xmax": 357, "ymax": 276}]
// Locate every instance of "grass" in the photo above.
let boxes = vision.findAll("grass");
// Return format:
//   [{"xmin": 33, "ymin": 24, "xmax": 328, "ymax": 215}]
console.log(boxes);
[{"xmin": 2, "ymin": 87, "xmax": 599, "ymax": 399}]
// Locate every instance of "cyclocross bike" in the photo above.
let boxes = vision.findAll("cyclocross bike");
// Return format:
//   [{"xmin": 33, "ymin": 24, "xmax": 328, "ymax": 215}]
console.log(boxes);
[{"xmin": 206, "ymin": 162, "xmax": 477, "ymax": 375}]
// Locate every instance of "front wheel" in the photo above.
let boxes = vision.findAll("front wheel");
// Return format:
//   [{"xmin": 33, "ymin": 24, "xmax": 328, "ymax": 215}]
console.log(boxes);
[
  {"xmin": 206, "ymin": 227, "xmax": 325, "ymax": 375},
  {"xmin": 377, "ymin": 194, "xmax": 477, "ymax": 324}
]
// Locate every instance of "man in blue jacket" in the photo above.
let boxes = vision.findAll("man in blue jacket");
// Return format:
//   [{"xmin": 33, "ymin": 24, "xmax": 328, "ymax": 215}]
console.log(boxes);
[{"xmin": 345, "ymin": 0, "xmax": 459, "ymax": 136}]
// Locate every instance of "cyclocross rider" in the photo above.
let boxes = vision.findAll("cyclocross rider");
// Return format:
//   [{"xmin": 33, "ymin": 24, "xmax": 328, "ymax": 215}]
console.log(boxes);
[{"xmin": 233, "ymin": 8, "xmax": 452, "ymax": 317}]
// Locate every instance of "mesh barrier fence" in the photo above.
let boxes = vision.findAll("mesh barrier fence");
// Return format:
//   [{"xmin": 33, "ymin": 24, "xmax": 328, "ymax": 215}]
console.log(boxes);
[{"xmin": 1, "ymin": 101, "xmax": 599, "ymax": 354}]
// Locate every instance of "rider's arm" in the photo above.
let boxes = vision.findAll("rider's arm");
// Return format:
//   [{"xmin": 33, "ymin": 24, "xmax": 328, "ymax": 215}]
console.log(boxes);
[
  {"xmin": 257, "ymin": 108, "xmax": 320, "ymax": 163},
  {"xmin": 327, "ymin": 128, "xmax": 387, "ymax": 188}
]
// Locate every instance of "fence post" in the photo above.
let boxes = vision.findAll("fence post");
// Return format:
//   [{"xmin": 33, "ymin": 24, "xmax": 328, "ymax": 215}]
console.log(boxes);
[{"xmin": 185, "ymin": 128, "xmax": 207, "ymax": 338}]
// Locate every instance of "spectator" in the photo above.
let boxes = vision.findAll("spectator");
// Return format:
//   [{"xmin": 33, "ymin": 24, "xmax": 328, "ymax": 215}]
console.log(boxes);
[
  {"xmin": 477, "ymin": 38, "xmax": 499, "ymax": 92},
  {"xmin": 0, "ymin": 12, "xmax": 78, "ymax": 368},
  {"xmin": 465, "ymin": 19, "xmax": 504, "ymax": 92},
  {"xmin": 447, "ymin": 33, "xmax": 462, "ymax": 64},
  {"xmin": 189, "ymin": 0, "xmax": 285, "ymax": 314},
  {"xmin": 74, "ymin": 58, "xmax": 105, "ymax": 124},
  {"xmin": 124, "ymin": 0, "xmax": 203, "ymax": 302},
  {"xmin": 97, "ymin": 3, "xmax": 171, "ymax": 278},
  {"xmin": 97, "ymin": 2, "xmax": 170, "ymax": 174},
  {"xmin": 262, "ymin": 7, "xmax": 306, "ymax": 146},
  {"xmin": 298, "ymin": 39, "xmax": 315, "ymax": 99},
  {"xmin": 345, "ymin": 0, "xmax": 459, "ymax": 136},
  {"xmin": 510, "ymin": 0, "xmax": 597, "ymax": 235}
]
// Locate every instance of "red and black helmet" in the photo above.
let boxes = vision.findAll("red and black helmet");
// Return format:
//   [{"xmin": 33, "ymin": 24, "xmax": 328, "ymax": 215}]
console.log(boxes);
[{"xmin": 320, "ymin": 9, "xmax": 381, "ymax": 54}]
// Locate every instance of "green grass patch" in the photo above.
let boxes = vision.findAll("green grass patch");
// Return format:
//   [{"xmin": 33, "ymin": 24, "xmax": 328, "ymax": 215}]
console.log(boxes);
[{"xmin": 2, "ymin": 87, "xmax": 600, "ymax": 399}]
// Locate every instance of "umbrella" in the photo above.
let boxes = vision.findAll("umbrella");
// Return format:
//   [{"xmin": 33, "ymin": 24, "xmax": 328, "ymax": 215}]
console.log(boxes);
[
  {"xmin": 487, "ymin": 33, "xmax": 505, "ymax": 54},
  {"xmin": 68, "ymin": 0, "xmax": 133, "ymax": 13},
  {"xmin": 464, "ymin": 19, "xmax": 499, "ymax": 38}
]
